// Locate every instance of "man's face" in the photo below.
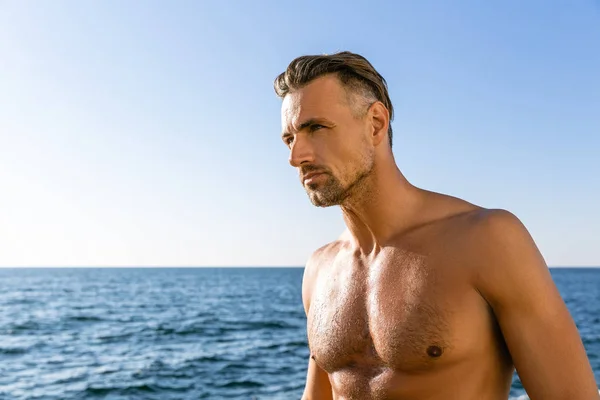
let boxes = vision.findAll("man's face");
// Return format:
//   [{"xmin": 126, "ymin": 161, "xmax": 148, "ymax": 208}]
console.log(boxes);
[{"xmin": 281, "ymin": 75, "xmax": 375, "ymax": 207}]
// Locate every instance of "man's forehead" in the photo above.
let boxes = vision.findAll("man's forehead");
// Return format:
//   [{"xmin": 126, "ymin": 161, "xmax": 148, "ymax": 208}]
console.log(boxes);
[
  {"xmin": 281, "ymin": 92, "xmax": 302, "ymax": 124},
  {"xmin": 280, "ymin": 78, "xmax": 346, "ymax": 131},
  {"xmin": 280, "ymin": 96, "xmax": 325, "ymax": 133}
]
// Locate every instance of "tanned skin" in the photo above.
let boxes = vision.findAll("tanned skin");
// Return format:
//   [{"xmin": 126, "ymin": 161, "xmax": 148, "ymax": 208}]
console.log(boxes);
[{"xmin": 279, "ymin": 74, "xmax": 599, "ymax": 400}]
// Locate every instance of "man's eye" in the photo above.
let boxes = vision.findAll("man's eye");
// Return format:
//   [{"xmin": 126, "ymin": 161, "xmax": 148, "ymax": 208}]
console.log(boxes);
[
  {"xmin": 285, "ymin": 137, "xmax": 294, "ymax": 146},
  {"xmin": 310, "ymin": 124, "xmax": 324, "ymax": 132}
]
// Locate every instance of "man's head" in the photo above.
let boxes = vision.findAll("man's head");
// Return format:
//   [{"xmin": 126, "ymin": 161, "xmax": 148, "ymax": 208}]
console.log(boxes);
[{"xmin": 274, "ymin": 51, "xmax": 394, "ymax": 207}]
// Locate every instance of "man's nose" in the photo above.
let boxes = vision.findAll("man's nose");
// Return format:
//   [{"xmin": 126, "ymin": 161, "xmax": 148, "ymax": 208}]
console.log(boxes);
[{"xmin": 288, "ymin": 135, "xmax": 315, "ymax": 167}]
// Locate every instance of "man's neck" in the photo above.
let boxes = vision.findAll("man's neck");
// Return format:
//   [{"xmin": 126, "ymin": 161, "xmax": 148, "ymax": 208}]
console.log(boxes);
[{"xmin": 340, "ymin": 165, "xmax": 424, "ymax": 256}]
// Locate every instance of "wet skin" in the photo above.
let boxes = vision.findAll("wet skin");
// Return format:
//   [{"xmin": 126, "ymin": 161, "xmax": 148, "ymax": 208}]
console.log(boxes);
[
  {"xmin": 304, "ymin": 205, "xmax": 514, "ymax": 400},
  {"xmin": 280, "ymin": 75, "xmax": 598, "ymax": 400}
]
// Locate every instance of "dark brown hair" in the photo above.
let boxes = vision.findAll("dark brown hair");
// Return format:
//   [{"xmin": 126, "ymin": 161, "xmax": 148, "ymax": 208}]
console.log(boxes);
[{"xmin": 274, "ymin": 51, "xmax": 394, "ymax": 147}]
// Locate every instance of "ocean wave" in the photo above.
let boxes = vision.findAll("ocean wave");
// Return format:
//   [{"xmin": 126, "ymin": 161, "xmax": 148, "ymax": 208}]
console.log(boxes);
[
  {"xmin": 4, "ymin": 320, "xmax": 41, "ymax": 332},
  {"xmin": 83, "ymin": 383, "xmax": 158, "ymax": 395},
  {"xmin": 182, "ymin": 354, "xmax": 228, "ymax": 363},
  {"xmin": 66, "ymin": 315, "xmax": 105, "ymax": 323},
  {"xmin": 0, "ymin": 340, "xmax": 43, "ymax": 355},
  {"xmin": 145, "ymin": 319, "xmax": 296, "ymax": 338},
  {"xmin": 0, "ymin": 267, "xmax": 597, "ymax": 399},
  {"xmin": 214, "ymin": 379, "xmax": 264, "ymax": 388},
  {"xmin": 95, "ymin": 331, "xmax": 134, "ymax": 342},
  {"xmin": 238, "ymin": 321, "xmax": 297, "ymax": 330},
  {"xmin": 153, "ymin": 380, "xmax": 194, "ymax": 392},
  {"xmin": 259, "ymin": 340, "xmax": 307, "ymax": 350},
  {"xmin": 0, "ymin": 346, "xmax": 30, "ymax": 355}
]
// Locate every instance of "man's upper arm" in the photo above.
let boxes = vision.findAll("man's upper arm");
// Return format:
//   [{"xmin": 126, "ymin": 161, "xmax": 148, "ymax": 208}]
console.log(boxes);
[
  {"xmin": 301, "ymin": 248, "xmax": 333, "ymax": 400},
  {"xmin": 302, "ymin": 249, "xmax": 321, "ymax": 315},
  {"xmin": 474, "ymin": 209, "xmax": 598, "ymax": 400}
]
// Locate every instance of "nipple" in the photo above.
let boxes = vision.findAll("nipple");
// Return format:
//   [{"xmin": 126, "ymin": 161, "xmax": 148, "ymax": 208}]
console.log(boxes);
[{"xmin": 426, "ymin": 345, "xmax": 443, "ymax": 358}]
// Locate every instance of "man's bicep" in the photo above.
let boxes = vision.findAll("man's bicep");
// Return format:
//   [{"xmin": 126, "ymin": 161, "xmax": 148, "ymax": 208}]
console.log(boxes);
[
  {"xmin": 302, "ymin": 252, "xmax": 320, "ymax": 315},
  {"xmin": 301, "ymin": 248, "xmax": 333, "ymax": 400},
  {"xmin": 490, "ymin": 270, "xmax": 594, "ymax": 398},
  {"xmin": 302, "ymin": 356, "xmax": 333, "ymax": 400},
  {"xmin": 475, "ymin": 210, "xmax": 598, "ymax": 399},
  {"xmin": 302, "ymin": 245, "xmax": 329, "ymax": 315}
]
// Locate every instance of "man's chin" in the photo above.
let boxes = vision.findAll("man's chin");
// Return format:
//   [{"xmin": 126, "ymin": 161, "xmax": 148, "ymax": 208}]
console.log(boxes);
[
  {"xmin": 311, "ymin": 201, "xmax": 337, "ymax": 208},
  {"xmin": 307, "ymin": 191, "xmax": 341, "ymax": 208}
]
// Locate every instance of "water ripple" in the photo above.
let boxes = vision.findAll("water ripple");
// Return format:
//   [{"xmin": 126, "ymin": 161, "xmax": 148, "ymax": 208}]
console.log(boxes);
[{"xmin": 0, "ymin": 267, "xmax": 597, "ymax": 399}]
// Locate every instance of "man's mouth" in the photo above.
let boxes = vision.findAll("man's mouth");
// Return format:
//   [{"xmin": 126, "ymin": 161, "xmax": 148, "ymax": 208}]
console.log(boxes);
[{"xmin": 303, "ymin": 172, "xmax": 325, "ymax": 184}]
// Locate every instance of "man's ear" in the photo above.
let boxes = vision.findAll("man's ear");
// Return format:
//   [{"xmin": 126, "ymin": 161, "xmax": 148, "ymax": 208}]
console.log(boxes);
[{"xmin": 369, "ymin": 101, "xmax": 390, "ymax": 147}]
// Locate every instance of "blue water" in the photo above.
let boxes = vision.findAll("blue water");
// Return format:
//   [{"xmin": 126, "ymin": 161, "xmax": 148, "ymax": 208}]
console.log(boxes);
[{"xmin": 0, "ymin": 267, "xmax": 598, "ymax": 399}]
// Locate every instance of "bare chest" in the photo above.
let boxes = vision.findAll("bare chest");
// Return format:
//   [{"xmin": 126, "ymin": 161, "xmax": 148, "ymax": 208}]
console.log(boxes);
[{"xmin": 307, "ymin": 251, "xmax": 467, "ymax": 374}]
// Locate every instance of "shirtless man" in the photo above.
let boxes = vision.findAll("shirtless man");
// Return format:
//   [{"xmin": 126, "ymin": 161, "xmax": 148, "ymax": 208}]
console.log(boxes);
[{"xmin": 274, "ymin": 52, "xmax": 599, "ymax": 399}]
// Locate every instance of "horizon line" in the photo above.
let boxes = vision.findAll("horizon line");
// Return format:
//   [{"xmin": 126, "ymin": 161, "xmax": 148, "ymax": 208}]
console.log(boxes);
[{"xmin": 0, "ymin": 265, "xmax": 599, "ymax": 269}]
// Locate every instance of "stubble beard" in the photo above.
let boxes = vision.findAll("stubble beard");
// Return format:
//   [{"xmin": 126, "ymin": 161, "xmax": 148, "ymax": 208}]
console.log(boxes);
[{"xmin": 305, "ymin": 160, "xmax": 374, "ymax": 208}]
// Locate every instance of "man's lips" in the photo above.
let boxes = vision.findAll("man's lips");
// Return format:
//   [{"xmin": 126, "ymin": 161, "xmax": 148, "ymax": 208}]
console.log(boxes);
[{"xmin": 302, "ymin": 171, "xmax": 325, "ymax": 183}]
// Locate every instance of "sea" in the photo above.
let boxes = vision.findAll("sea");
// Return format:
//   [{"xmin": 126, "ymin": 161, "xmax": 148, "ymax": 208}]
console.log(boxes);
[{"xmin": 0, "ymin": 267, "xmax": 598, "ymax": 400}]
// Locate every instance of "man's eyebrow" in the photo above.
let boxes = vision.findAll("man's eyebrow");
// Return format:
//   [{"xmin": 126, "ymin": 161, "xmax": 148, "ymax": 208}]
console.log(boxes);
[{"xmin": 281, "ymin": 117, "xmax": 334, "ymax": 138}]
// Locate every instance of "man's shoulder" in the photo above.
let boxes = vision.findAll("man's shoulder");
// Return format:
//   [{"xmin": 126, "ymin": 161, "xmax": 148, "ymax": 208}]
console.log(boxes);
[
  {"xmin": 455, "ymin": 207, "xmax": 542, "ymax": 279},
  {"xmin": 460, "ymin": 207, "xmax": 529, "ymax": 245},
  {"xmin": 433, "ymin": 205, "xmax": 533, "ymax": 266},
  {"xmin": 305, "ymin": 237, "xmax": 347, "ymax": 271},
  {"xmin": 301, "ymin": 238, "xmax": 347, "ymax": 313},
  {"xmin": 303, "ymin": 235, "xmax": 350, "ymax": 285}
]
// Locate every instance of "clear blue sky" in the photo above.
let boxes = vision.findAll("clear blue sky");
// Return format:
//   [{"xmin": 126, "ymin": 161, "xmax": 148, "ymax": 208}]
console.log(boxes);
[{"xmin": 0, "ymin": 1, "xmax": 598, "ymax": 267}]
